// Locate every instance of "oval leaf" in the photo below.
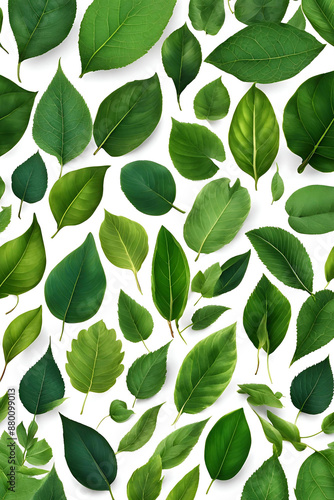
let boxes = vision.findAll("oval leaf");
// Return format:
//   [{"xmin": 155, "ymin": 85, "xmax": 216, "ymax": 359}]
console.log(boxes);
[
  {"xmin": 235, "ymin": 0, "xmax": 289, "ymax": 24},
  {"xmin": 241, "ymin": 456, "xmax": 288, "ymax": 500},
  {"xmin": 189, "ymin": 0, "xmax": 225, "ymax": 35},
  {"xmin": 118, "ymin": 290, "xmax": 153, "ymax": 346},
  {"xmin": 118, "ymin": 404, "xmax": 163, "ymax": 453},
  {"xmin": 0, "ymin": 206, "xmax": 11, "ymax": 233},
  {"xmin": 127, "ymin": 455, "xmax": 162, "ymax": 500},
  {"xmin": 271, "ymin": 165, "xmax": 284, "ymax": 204},
  {"xmin": 295, "ymin": 448, "xmax": 334, "ymax": 500},
  {"xmin": 166, "ymin": 465, "xmax": 199, "ymax": 500},
  {"xmin": 325, "ymin": 247, "xmax": 334, "ymax": 285},
  {"xmin": 322, "ymin": 412, "xmax": 334, "ymax": 434},
  {"xmin": 191, "ymin": 305, "xmax": 229, "ymax": 331},
  {"xmin": 32, "ymin": 466, "xmax": 66, "ymax": 500},
  {"xmin": 194, "ymin": 78, "xmax": 230, "ymax": 121},
  {"xmin": 302, "ymin": 0, "xmax": 334, "ymax": 45}
]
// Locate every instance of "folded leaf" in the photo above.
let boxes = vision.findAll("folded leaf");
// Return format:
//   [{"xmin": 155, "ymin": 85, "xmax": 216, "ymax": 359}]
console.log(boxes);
[
  {"xmin": 241, "ymin": 456, "xmax": 288, "ymax": 500},
  {"xmin": 295, "ymin": 448, "xmax": 334, "ymax": 500},
  {"xmin": 254, "ymin": 411, "xmax": 282, "ymax": 457},
  {"xmin": 235, "ymin": 0, "xmax": 288, "ymax": 24},
  {"xmin": 302, "ymin": 0, "xmax": 334, "ymax": 45},
  {"xmin": 191, "ymin": 305, "xmax": 229, "ymax": 330},
  {"xmin": 109, "ymin": 400, "xmax": 134, "ymax": 424},
  {"xmin": 191, "ymin": 263, "xmax": 222, "ymax": 298},
  {"xmin": 127, "ymin": 455, "xmax": 162, "ymax": 500},
  {"xmin": 189, "ymin": 0, "xmax": 225, "ymax": 35},
  {"xmin": 32, "ymin": 466, "xmax": 66, "ymax": 500},
  {"xmin": 118, "ymin": 290, "xmax": 153, "ymax": 348},
  {"xmin": 238, "ymin": 384, "xmax": 283, "ymax": 408},
  {"xmin": 267, "ymin": 411, "xmax": 306, "ymax": 451},
  {"xmin": 118, "ymin": 404, "xmax": 163, "ymax": 453},
  {"xmin": 166, "ymin": 465, "xmax": 199, "ymax": 500},
  {"xmin": 194, "ymin": 78, "xmax": 230, "ymax": 121}
]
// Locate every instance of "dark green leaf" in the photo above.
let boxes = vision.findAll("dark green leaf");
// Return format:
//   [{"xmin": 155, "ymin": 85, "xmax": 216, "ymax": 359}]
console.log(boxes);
[
  {"xmin": 303, "ymin": 0, "xmax": 334, "ymax": 45},
  {"xmin": 191, "ymin": 305, "xmax": 229, "ymax": 330},
  {"xmin": 325, "ymin": 247, "xmax": 334, "ymax": 284},
  {"xmin": 127, "ymin": 455, "xmax": 162, "ymax": 500},
  {"xmin": 118, "ymin": 404, "xmax": 163, "ymax": 453},
  {"xmin": 288, "ymin": 6, "xmax": 306, "ymax": 30},
  {"xmin": 238, "ymin": 384, "xmax": 283, "ymax": 408},
  {"xmin": 166, "ymin": 465, "xmax": 199, "ymax": 500},
  {"xmin": 241, "ymin": 456, "xmax": 288, "ymax": 500},
  {"xmin": 235, "ymin": 0, "xmax": 288, "ymax": 24},
  {"xmin": 118, "ymin": 290, "xmax": 153, "ymax": 346},
  {"xmin": 32, "ymin": 466, "xmax": 66, "ymax": 500},
  {"xmin": 0, "ymin": 206, "xmax": 11, "ymax": 233},
  {"xmin": 322, "ymin": 412, "xmax": 334, "ymax": 434},
  {"xmin": 109, "ymin": 400, "xmax": 134, "ymax": 424},
  {"xmin": 267, "ymin": 411, "xmax": 306, "ymax": 451},
  {"xmin": 295, "ymin": 448, "xmax": 334, "ymax": 500},
  {"xmin": 271, "ymin": 165, "xmax": 284, "ymax": 204},
  {"xmin": 214, "ymin": 250, "xmax": 251, "ymax": 296},
  {"xmin": 189, "ymin": 0, "xmax": 225, "ymax": 35},
  {"xmin": 194, "ymin": 78, "xmax": 230, "ymax": 121}
]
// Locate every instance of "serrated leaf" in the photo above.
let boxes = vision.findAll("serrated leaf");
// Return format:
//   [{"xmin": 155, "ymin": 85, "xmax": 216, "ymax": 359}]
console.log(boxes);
[
  {"xmin": 288, "ymin": 6, "xmax": 306, "ymax": 30},
  {"xmin": 241, "ymin": 456, "xmax": 288, "ymax": 500},
  {"xmin": 322, "ymin": 412, "xmax": 334, "ymax": 434},
  {"xmin": 0, "ymin": 206, "xmax": 11, "ymax": 233},
  {"xmin": 189, "ymin": 0, "xmax": 225, "ymax": 35},
  {"xmin": 118, "ymin": 404, "xmax": 163, "ymax": 453},
  {"xmin": 302, "ymin": 0, "xmax": 334, "ymax": 45},
  {"xmin": 191, "ymin": 305, "xmax": 229, "ymax": 330},
  {"xmin": 118, "ymin": 290, "xmax": 153, "ymax": 347},
  {"xmin": 295, "ymin": 448, "xmax": 334, "ymax": 500},
  {"xmin": 32, "ymin": 466, "xmax": 67, "ymax": 500},
  {"xmin": 235, "ymin": 0, "xmax": 288, "ymax": 24},
  {"xmin": 166, "ymin": 465, "xmax": 199, "ymax": 500},
  {"xmin": 127, "ymin": 455, "xmax": 162, "ymax": 500},
  {"xmin": 194, "ymin": 78, "xmax": 230, "ymax": 121},
  {"xmin": 109, "ymin": 400, "xmax": 134, "ymax": 424},
  {"xmin": 238, "ymin": 384, "xmax": 283, "ymax": 408},
  {"xmin": 267, "ymin": 411, "xmax": 306, "ymax": 451},
  {"xmin": 271, "ymin": 165, "xmax": 284, "ymax": 204}
]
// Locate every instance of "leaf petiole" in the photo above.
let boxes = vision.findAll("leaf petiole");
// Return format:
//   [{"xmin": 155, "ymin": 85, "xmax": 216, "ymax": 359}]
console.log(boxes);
[
  {"xmin": 96, "ymin": 415, "xmax": 108, "ymax": 429},
  {"xmin": 301, "ymin": 430, "xmax": 322, "ymax": 439},
  {"xmin": 6, "ymin": 295, "xmax": 19, "ymax": 315}
]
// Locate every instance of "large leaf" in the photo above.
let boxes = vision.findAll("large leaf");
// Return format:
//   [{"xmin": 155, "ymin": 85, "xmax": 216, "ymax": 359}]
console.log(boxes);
[
  {"xmin": 60, "ymin": 415, "xmax": 117, "ymax": 491},
  {"xmin": 49, "ymin": 165, "xmax": 109, "ymax": 237},
  {"xmin": 235, "ymin": 0, "xmax": 289, "ymax": 24},
  {"xmin": 241, "ymin": 456, "xmax": 288, "ymax": 500},
  {"xmin": 283, "ymin": 71, "xmax": 334, "ymax": 174},
  {"xmin": 79, "ymin": 0, "xmax": 176, "ymax": 76},
  {"xmin": 290, "ymin": 357, "xmax": 333, "ymax": 414},
  {"xmin": 189, "ymin": 0, "xmax": 225, "ymax": 35},
  {"xmin": 247, "ymin": 226, "xmax": 314, "ymax": 294},
  {"xmin": 99, "ymin": 211, "xmax": 148, "ymax": 293},
  {"xmin": 66, "ymin": 320, "xmax": 124, "ymax": 414},
  {"xmin": 184, "ymin": 178, "xmax": 251, "ymax": 261},
  {"xmin": 93, "ymin": 75, "xmax": 162, "ymax": 157},
  {"xmin": 302, "ymin": 0, "xmax": 334, "ymax": 45},
  {"xmin": 191, "ymin": 305, "xmax": 229, "ymax": 330},
  {"xmin": 295, "ymin": 448, "xmax": 334, "ymax": 500},
  {"xmin": 0, "ymin": 76, "xmax": 36, "ymax": 157},
  {"xmin": 166, "ymin": 466, "xmax": 199, "ymax": 500},
  {"xmin": 206, "ymin": 23, "xmax": 324, "ymax": 83},
  {"xmin": 267, "ymin": 411, "xmax": 306, "ymax": 451},
  {"xmin": 33, "ymin": 61, "xmax": 92, "ymax": 171},
  {"xmin": 118, "ymin": 290, "xmax": 153, "ymax": 348},
  {"xmin": 127, "ymin": 455, "xmax": 162, "ymax": 500},
  {"xmin": 194, "ymin": 78, "xmax": 230, "ymax": 121},
  {"xmin": 238, "ymin": 384, "xmax": 283, "ymax": 408},
  {"xmin": 169, "ymin": 119, "xmax": 225, "ymax": 180},
  {"xmin": 162, "ymin": 24, "xmax": 201, "ymax": 109},
  {"xmin": 44, "ymin": 233, "xmax": 106, "ymax": 339},
  {"xmin": 174, "ymin": 324, "xmax": 237, "ymax": 421},
  {"xmin": 32, "ymin": 467, "xmax": 66, "ymax": 500},
  {"xmin": 118, "ymin": 404, "xmax": 163, "ymax": 453},
  {"xmin": 229, "ymin": 84, "xmax": 279, "ymax": 189}
]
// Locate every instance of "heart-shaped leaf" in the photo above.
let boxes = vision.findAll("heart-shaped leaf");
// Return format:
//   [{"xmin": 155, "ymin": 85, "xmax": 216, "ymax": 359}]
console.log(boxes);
[{"xmin": 109, "ymin": 400, "xmax": 134, "ymax": 424}]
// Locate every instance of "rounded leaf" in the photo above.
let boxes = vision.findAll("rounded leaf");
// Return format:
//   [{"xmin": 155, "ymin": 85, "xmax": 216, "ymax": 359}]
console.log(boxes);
[{"xmin": 194, "ymin": 78, "xmax": 230, "ymax": 121}]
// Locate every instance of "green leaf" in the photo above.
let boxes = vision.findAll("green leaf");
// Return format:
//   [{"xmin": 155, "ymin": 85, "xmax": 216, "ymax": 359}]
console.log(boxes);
[
  {"xmin": 79, "ymin": 0, "xmax": 176, "ymax": 76},
  {"xmin": 213, "ymin": 250, "xmax": 251, "ymax": 296},
  {"xmin": 33, "ymin": 61, "xmax": 92, "ymax": 170},
  {"xmin": 189, "ymin": 0, "xmax": 225, "ymax": 35},
  {"xmin": 45, "ymin": 233, "xmax": 106, "ymax": 339},
  {"xmin": 162, "ymin": 24, "xmax": 201, "ymax": 109},
  {"xmin": 254, "ymin": 411, "xmax": 283, "ymax": 457},
  {"xmin": 290, "ymin": 357, "xmax": 333, "ymax": 415},
  {"xmin": 99, "ymin": 211, "xmax": 148, "ymax": 293},
  {"xmin": 295, "ymin": 448, "xmax": 334, "ymax": 500},
  {"xmin": 0, "ymin": 214, "xmax": 46, "ymax": 299},
  {"xmin": 121, "ymin": 161, "xmax": 183, "ymax": 216},
  {"xmin": 325, "ymin": 247, "xmax": 334, "ymax": 284},
  {"xmin": 66, "ymin": 320, "xmax": 124, "ymax": 414},
  {"xmin": 126, "ymin": 343, "xmax": 171, "ymax": 401},
  {"xmin": 303, "ymin": 0, "xmax": 334, "ymax": 45},
  {"xmin": 292, "ymin": 290, "xmax": 334, "ymax": 364},
  {"xmin": 0, "ymin": 177, "xmax": 5, "ymax": 199},
  {"xmin": 238, "ymin": 384, "xmax": 283, "ymax": 408},
  {"xmin": 205, "ymin": 408, "xmax": 251, "ymax": 492},
  {"xmin": 322, "ymin": 412, "xmax": 334, "ymax": 434},
  {"xmin": 60, "ymin": 414, "xmax": 117, "ymax": 491},
  {"xmin": 118, "ymin": 404, "xmax": 163, "ymax": 453},
  {"xmin": 184, "ymin": 178, "xmax": 251, "ymax": 261},
  {"xmin": 283, "ymin": 71, "xmax": 334, "ymax": 174},
  {"xmin": 19, "ymin": 343, "xmax": 65, "ymax": 415},
  {"xmin": 229, "ymin": 84, "xmax": 279, "ymax": 190},
  {"xmin": 169, "ymin": 119, "xmax": 225, "ymax": 181},
  {"xmin": 267, "ymin": 411, "xmax": 306, "ymax": 451},
  {"xmin": 241, "ymin": 456, "xmax": 288, "ymax": 500},
  {"xmin": 118, "ymin": 290, "xmax": 153, "ymax": 348},
  {"xmin": 109, "ymin": 400, "xmax": 134, "ymax": 424},
  {"xmin": 152, "ymin": 419, "xmax": 209, "ymax": 469},
  {"xmin": 247, "ymin": 226, "xmax": 314, "ymax": 294},
  {"xmin": 194, "ymin": 78, "xmax": 230, "ymax": 121},
  {"xmin": 166, "ymin": 465, "xmax": 199, "ymax": 500},
  {"xmin": 93, "ymin": 75, "xmax": 162, "ymax": 157},
  {"xmin": 235, "ymin": 0, "xmax": 289, "ymax": 24},
  {"xmin": 127, "ymin": 455, "xmax": 162, "ymax": 500},
  {"xmin": 174, "ymin": 324, "xmax": 237, "ymax": 421},
  {"xmin": 0, "ymin": 393, "xmax": 8, "ymax": 423},
  {"xmin": 26, "ymin": 439, "xmax": 52, "ymax": 466},
  {"xmin": 0, "ymin": 75, "xmax": 36, "ymax": 157},
  {"xmin": 288, "ymin": 6, "xmax": 306, "ymax": 30},
  {"xmin": 191, "ymin": 305, "xmax": 229, "ymax": 330},
  {"xmin": 49, "ymin": 165, "xmax": 109, "ymax": 237},
  {"xmin": 206, "ymin": 23, "xmax": 324, "ymax": 83},
  {"xmin": 32, "ymin": 466, "xmax": 66, "ymax": 500},
  {"xmin": 191, "ymin": 263, "xmax": 222, "ymax": 298},
  {"xmin": 0, "ymin": 206, "xmax": 11, "ymax": 233},
  {"xmin": 271, "ymin": 165, "xmax": 284, "ymax": 204}
]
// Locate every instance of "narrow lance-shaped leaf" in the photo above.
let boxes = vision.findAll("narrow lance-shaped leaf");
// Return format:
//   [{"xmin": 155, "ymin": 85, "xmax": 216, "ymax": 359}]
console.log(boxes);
[
  {"xmin": 271, "ymin": 165, "xmax": 284, "ymax": 204},
  {"xmin": 166, "ymin": 465, "xmax": 200, "ymax": 500},
  {"xmin": 235, "ymin": 0, "xmax": 289, "ymax": 24},
  {"xmin": 241, "ymin": 456, "xmax": 289, "ymax": 500},
  {"xmin": 127, "ymin": 455, "xmax": 162, "ymax": 500},
  {"xmin": 118, "ymin": 404, "xmax": 163, "ymax": 453},
  {"xmin": 194, "ymin": 78, "xmax": 230, "ymax": 121},
  {"xmin": 189, "ymin": 0, "xmax": 225, "ymax": 35},
  {"xmin": 118, "ymin": 290, "xmax": 153, "ymax": 351}
]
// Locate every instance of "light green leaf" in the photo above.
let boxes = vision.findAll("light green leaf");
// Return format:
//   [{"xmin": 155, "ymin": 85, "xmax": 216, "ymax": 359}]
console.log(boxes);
[
  {"xmin": 166, "ymin": 465, "xmax": 199, "ymax": 500},
  {"xmin": 302, "ymin": 0, "xmax": 334, "ymax": 45},
  {"xmin": 238, "ymin": 384, "xmax": 283, "ymax": 408},
  {"xmin": 189, "ymin": 0, "xmax": 225, "ymax": 35},
  {"xmin": 191, "ymin": 305, "xmax": 229, "ymax": 330},
  {"xmin": 288, "ymin": 6, "xmax": 306, "ymax": 30},
  {"xmin": 32, "ymin": 466, "xmax": 67, "ymax": 500},
  {"xmin": 191, "ymin": 263, "xmax": 222, "ymax": 298},
  {"xmin": 241, "ymin": 456, "xmax": 288, "ymax": 500},
  {"xmin": 0, "ymin": 177, "xmax": 5, "ymax": 199},
  {"xmin": 295, "ymin": 448, "xmax": 334, "ymax": 500},
  {"xmin": 194, "ymin": 78, "xmax": 230, "ymax": 121},
  {"xmin": 118, "ymin": 404, "xmax": 163, "ymax": 453},
  {"xmin": 127, "ymin": 455, "xmax": 162, "ymax": 500},
  {"xmin": 109, "ymin": 400, "xmax": 134, "ymax": 424},
  {"xmin": 325, "ymin": 247, "xmax": 334, "ymax": 285},
  {"xmin": 254, "ymin": 411, "xmax": 283, "ymax": 457},
  {"xmin": 0, "ymin": 206, "xmax": 11, "ymax": 233},
  {"xmin": 235, "ymin": 0, "xmax": 288, "ymax": 24},
  {"xmin": 26, "ymin": 439, "xmax": 52, "ymax": 466},
  {"xmin": 0, "ymin": 393, "xmax": 8, "ymax": 423},
  {"xmin": 267, "ymin": 411, "xmax": 306, "ymax": 451},
  {"xmin": 118, "ymin": 290, "xmax": 153, "ymax": 348},
  {"xmin": 322, "ymin": 412, "xmax": 334, "ymax": 434},
  {"xmin": 271, "ymin": 165, "xmax": 284, "ymax": 204}
]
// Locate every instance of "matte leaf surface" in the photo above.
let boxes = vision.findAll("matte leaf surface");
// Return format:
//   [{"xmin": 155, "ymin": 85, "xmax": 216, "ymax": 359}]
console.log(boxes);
[
  {"xmin": 325, "ymin": 247, "xmax": 334, "ymax": 284},
  {"xmin": 267, "ymin": 411, "xmax": 306, "ymax": 451},
  {"xmin": 288, "ymin": 6, "xmax": 306, "ymax": 29},
  {"xmin": 118, "ymin": 404, "xmax": 163, "ymax": 453},
  {"xmin": 12, "ymin": 153, "xmax": 47, "ymax": 218},
  {"xmin": 118, "ymin": 290, "xmax": 153, "ymax": 346},
  {"xmin": 109, "ymin": 400, "xmax": 134, "ymax": 424},
  {"xmin": 271, "ymin": 165, "xmax": 284, "ymax": 204},
  {"xmin": 191, "ymin": 305, "xmax": 229, "ymax": 330},
  {"xmin": 32, "ymin": 467, "xmax": 66, "ymax": 500},
  {"xmin": 303, "ymin": 0, "xmax": 334, "ymax": 45},
  {"xmin": 235, "ymin": 0, "xmax": 289, "ymax": 24},
  {"xmin": 241, "ymin": 456, "xmax": 289, "ymax": 500},
  {"xmin": 0, "ymin": 206, "xmax": 11, "ymax": 233},
  {"xmin": 166, "ymin": 466, "xmax": 199, "ymax": 500},
  {"xmin": 295, "ymin": 448, "xmax": 334, "ymax": 500},
  {"xmin": 213, "ymin": 251, "xmax": 251, "ymax": 296},
  {"xmin": 238, "ymin": 384, "xmax": 283, "ymax": 408},
  {"xmin": 194, "ymin": 78, "xmax": 230, "ymax": 121},
  {"xmin": 127, "ymin": 455, "xmax": 162, "ymax": 500},
  {"xmin": 191, "ymin": 263, "xmax": 222, "ymax": 298},
  {"xmin": 189, "ymin": 0, "xmax": 225, "ymax": 35}
]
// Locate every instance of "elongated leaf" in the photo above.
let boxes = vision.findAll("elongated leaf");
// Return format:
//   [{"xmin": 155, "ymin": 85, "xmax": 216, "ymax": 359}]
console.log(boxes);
[
  {"xmin": 214, "ymin": 250, "xmax": 251, "ymax": 296},
  {"xmin": 322, "ymin": 412, "xmax": 334, "ymax": 434},
  {"xmin": 118, "ymin": 290, "xmax": 153, "ymax": 346},
  {"xmin": 184, "ymin": 178, "xmax": 251, "ymax": 260},
  {"xmin": 0, "ymin": 206, "xmax": 11, "ymax": 233},
  {"xmin": 0, "ymin": 393, "xmax": 8, "ymax": 423},
  {"xmin": 127, "ymin": 455, "xmax": 162, "ymax": 500},
  {"xmin": 49, "ymin": 166, "xmax": 109, "ymax": 237},
  {"xmin": 109, "ymin": 400, "xmax": 134, "ymax": 424},
  {"xmin": 169, "ymin": 119, "xmax": 225, "ymax": 180},
  {"xmin": 206, "ymin": 23, "xmax": 324, "ymax": 83},
  {"xmin": 238, "ymin": 384, "xmax": 283, "ymax": 408},
  {"xmin": 118, "ymin": 404, "xmax": 163, "ymax": 453},
  {"xmin": 255, "ymin": 411, "xmax": 282, "ymax": 457},
  {"xmin": 295, "ymin": 448, "xmax": 334, "ymax": 500},
  {"xmin": 191, "ymin": 263, "xmax": 222, "ymax": 298},
  {"xmin": 235, "ymin": 0, "xmax": 288, "ymax": 24},
  {"xmin": 0, "ymin": 177, "xmax": 5, "ymax": 199},
  {"xmin": 174, "ymin": 324, "xmax": 237, "ymax": 419},
  {"xmin": 241, "ymin": 456, "xmax": 288, "ymax": 500},
  {"xmin": 194, "ymin": 78, "xmax": 230, "ymax": 121},
  {"xmin": 60, "ymin": 415, "xmax": 117, "ymax": 491},
  {"xmin": 32, "ymin": 467, "xmax": 66, "ymax": 500},
  {"xmin": 100, "ymin": 211, "xmax": 148, "ymax": 293},
  {"xmin": 288, "ymin": 6, "xmax": 306, "ymax": 29},
  {"xmin": 325, "ymin": 248, "xmax": 334, "ymax": 285},
  {"xmin": 79, "ymin": 0, "xmax": 176, "ymax": 76},
  {"xmin": 189, "ymin": 0, "xmax": 225, "ymax": 35},
  {"xmin": 0, "ymin": 9, "xmax": 6, "ymax": 54},
  {"xmin": 271, "ymin": 165, "xmax": 284, "ymax": 204},
  {"xmin": 162, "ymin": 24, "xmax": 201, "ymax": 108},
  {"xmin": 33, "ymin": 61, "xmax": 92, "ymax": 169},
  {"xmin": 290, "ymin": 357, "xmax": 333, "ymax": 414},
  {"xmin": 303, "ymin": 0, "xmax": 334, "ymax": 45},
  {"xmin": 19, "ymin": 344, "xmax": 65, "ymax": 415},
  {"xmin": 66, "ymin": 320, "xmax": 124, "ymax": 413},
  {"xmin": 93, "ymin": 75, "xmax": 162, "ymax": 157},
  {"xmin": 191, "ymin": 305, "xmax": 229, "ymax": 330},
  {"xmin": 166, "ymin": 466, "xmax": 199, "ymax": 500},
  {"xmin": 247, "ymin": 226, "xmax": 314, "ymax": 294},
  {"xmin": 267, "ymin": 411, "xmax": 306, "ymax": 451}
]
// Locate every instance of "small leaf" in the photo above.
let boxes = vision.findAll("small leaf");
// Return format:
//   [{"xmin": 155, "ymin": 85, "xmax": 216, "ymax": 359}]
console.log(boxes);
[
  {"xmin": 303, "ymin": 0, "xmax": 334, "ymax": 45},
  {"xmin": 194, "ymin": 78, "xmax": 230, "ymax": 121},
  {"xmin": 191, "ymin": 263, "xmax": 222, "ymax": 298},
  {"xmin": 118, "ymin": 290, "xmax": 153, "ymax": 347},
  {"xmin": 271, "ymin": 165, "xmax": 284, "ymax": 204},
  {"xmin": 288, "ymin": 6, "xmax": 306, "ymax": 30},
  {"xmin": 325, "ymin": 247, "xmax": 334, "ymax": 285},
  {"xmin": 191, "ymin": 305, "xmax": 229, "ymax": 330},
  {"xmin": 295, "ymin": 448, "xmax": 334, "ymax": 500},
  {"xmin": 26, "ymin": 439, "xmax": 52, "ymax": 466},
  {"xmin": 213, "ymin": 250, "xmax": 251, "ymax": 296},
  {"xmin": 127, "ymin": 455, "xmax": 162, "ymax": 500},
  {"xmin": 166, "ymin": 465, "xmax": 199, "ymax": 500},
  {"xmin": 241, "ymin": 456, "xmax": 289, "ymax": 500},
  {"xmin": 322, "ymin": 412, "xmax": 334, "ymax": 434},
  {"xmin": 238, "ymin": 384, "xmax": 283, "ymax": 408},
  {"xmin": 235, "ymin": 0, "xmax": 288, "ymax": 24},
  {"xmin": 118, "ymin": 404, "xmax": 163, "ymax": 453},
  {"xmin": 0, "ymin": 177, "xmax": 5, "ymax": 199},
  {"xmin": 109, "ymin": 400, "xmax": 134, "ymax": 424},
  {"xmin": 254, "ymin": 411, "xmax": 283, "ymax": 457},
  {"xmin": 0, "ymin": 206, "xmax": 11, "ymax": 233},
  {"xmin": 0, "ymin": 393, "xmax": 8, "ymax": 423},
  {"xmin": 189, "ymin": 0, "xmax": 225, "ymax": 35},
  {"xmin": 32, "ymin": 466, "xmax": 66, "ymax": 500},
  {"xmin": 267, "ymin": 411, "xmax": 306, "ymax": 451}
]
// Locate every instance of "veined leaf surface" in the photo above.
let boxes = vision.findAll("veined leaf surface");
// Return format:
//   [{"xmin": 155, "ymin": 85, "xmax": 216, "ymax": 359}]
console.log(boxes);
[{"xmin": 189, "ymin": 0, "xmax": 225, "ymax": 35}]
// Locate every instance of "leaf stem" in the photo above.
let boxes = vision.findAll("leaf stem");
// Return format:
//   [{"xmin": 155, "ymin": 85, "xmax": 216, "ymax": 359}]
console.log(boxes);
[
  {"xmin": 295, "ymin": 410, "xmax": 301, "ymax": 425},
  {"xmin": 59, "ymin": 161, "xmax": 63, "ymax": 178},
  {"xmin": 178, "ymin": 324, "xmax": 192, "ymax": 335},
  {"xmin": 171, "ymin": 204, "xmax": 186, "ymax": 214},
  {"xmin": 6, "ymin": 295, "xmax": 19, "ymax": 315},
  {"xmin": 177, "ymin": 94, "xmax": 182, "ymax": 111},
  {"xmin": 96, "ymin": 415, "xmax": 108, "ymax": 430},
  {"xmin": 81, "ymin": 392, "xmax": 89, "ymax": 415},
  {"xmin": 172, "ymin": 409, "xmax": 182, "ymax": 426},
  {"xmin": 0, "ymin": 43, "xmax": 9, "ymax": 55},
  {"xmin": 17, "ymin": 62, "xmax": 22, "ymax": 83},
  {"xmin": 206, "ymin": 478, "xmax": 215, "ymax": 495},
  {"xmin": 18, "ymin": 198, "xmax": 24, "ymax": 219},
  {"xmin": 0, "ymin": 364, "xmax": 7, "ymax": 382},
  {"xmin": 194, "ymin": 296, "xmax": 202, "ymax": 306},
  {"xmin": 168, "ymin": 321, "xmax": 174, "ymax": 338},
  {"xmin": 267, "ymin": 351, "xmax": 273, "ymax": 384},
  {"xmin": 176, "ymin": 321, "xmax": 187, "ymax": 344},
  {"xmin": 142, "ymin": 339, "xmax": 150, "ymax": 353},
  {"xmin": 227, "ymin": 0, "xmax": 234, "ymax": 14},
  {"xmin": 51, "ymin": 228, "xmax": 60, "ymax": 239},
  {"xmin": 133, "ymin": 271, "xmax": 142, "ymax": 294},
  {"xmin": 255, "ymin": 347, "xmax": 260, "ymax": 375},
  {"xmin": 132, "ymin": 397, "xmax": 137, "ymax": 409},
  {"xmin": 59, "ymin": 321, "xmax": 65, "ymax": 341},
  {"xmin": 301, "ymin": 430, "xmax": 322, "ymax": 439},
  {"xmin": 325, "ymin": 281, "xmax": 330, "ymax": 289},
  {"xmin": 108, "ymin": 485, "xmax": 116, "ymax": 500}
]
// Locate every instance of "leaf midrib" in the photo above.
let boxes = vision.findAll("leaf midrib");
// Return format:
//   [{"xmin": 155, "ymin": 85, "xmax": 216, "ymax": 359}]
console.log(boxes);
[{"xmin": 212, "ymin": 412, "xmax": 242, "ymax": 482}]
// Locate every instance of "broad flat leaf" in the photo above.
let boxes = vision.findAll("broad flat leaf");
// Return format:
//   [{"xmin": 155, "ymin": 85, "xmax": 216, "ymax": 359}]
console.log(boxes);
[
  {"xmin": 152, "ymin": 419, "xmax": 209, "ymax": 469},
  {"xmin": 0, "ymin": 393, "xmax": 8, "ymax": 423},
  {"xmin": 79, "ymin": 0, "xmax": 177, "ymax": 76},
  {"xmin": 162, "ymin": 24, "xmax": 202, "ymax": 109},
  {"xmin": 0, "ymin": 76, "xmax": 36, "ymax": 157},
  {"xmin": 0, "ymin": 206, "xmax": 11, "ymax": 233},
  {"xmin": 189, "ymin": 0, "xmax": 225, "ymax": 35},
  {"xmin": 0, "ymin": 214, "xmax": 46, "ymax": 299},
  {"xmin": 121, "ymin": 161, "xmax": 183, "ymax": 216},
  {"xmin": 194, "ymin": 78, "xmax": 230, "ymax": 121},
  {"xmin": 109, "ymin": 400, "xmax": 134, "ymax": 424},
  {"xmin": 205, "ymin": 409, "xmax": 251, "ymax": 490},
  {"xmin": 26, "ymin": 439, "xmax": 52, "ymax": 466},
  {"xmin": 191, "ymin": 263, "xmax": 222, "ymax": 298},
  {"xmin": 118, "ymin": 404, "xmax": 163, "ymax": 453},
  {"xmin": 247, "ymin": 226, "xmax": 314, "ymax": 294},
  {"xmin": 283, "ymin": 71, "xmax": 334, "ymax": 174},
  {"xmin": 66, "ymin": 320, "xmax": 124, "ymax": 414},
  {"xmin": 213, "ymin": 251, "xmax": 251, "ymax": 296},
  {"xmin": 255, "ymin": 412, "xmax": 283, "ymax": 457},
  {"xmin": 206, "ymin": 23, "xmax": 324, "ymax": 83},
  {"xmin": 235, "ymin": 0, "xmax": 289, "ymax": 24},
  {"xmin": 60, "ymin": 415, "xmax": 117, "ymax": 491},
  {"xmin": 290, "ymin": 357, "xmax": 333, "ymax": 414},
  {"xmin": 0, "ymin": 177, "xmax": 5, "ymax": 199},
  {"xmin": 100, "ymin": 211, "xmax": 148, "ymax": 293},
  {"xmin": 295, "ymin": 448, "xmax": 334, "ymax": 500},
  {"xmin": 292, "ymin": 290, "xmax": 334, "ymax": 364},
  {"xmin": 185, "ymin": 178, "xmax": 251, "ymax": 261},
  {"xmin": 118, "ymin": 290, "xmax": 153, "ymax": 346},
  {"xmin": 271, "ymin": 165, "xmax": 284, "ymax": 204},
  {"xmin": 241, "ymin": 456, "xmax": 288, "ymax": 500},
  {"xmin": 238, "ymin": 384, "xmax": 283, "ymax": 408},
  {"xmin": 127, "ymin": 455, "xmax": 162, "ymax": 500},
  {"xmin": 191, "ymin": 305, "xmax": 229, "ymax": 330},
  {"xmin": 49, "ymin": 166, "xmax": 109, "ymax": 237},
  {"xmin": 322, "ymin": 412, "xmax": 334, "ymax": 433},
  {"xmin": 288, "ymin": 6, "xmax": 306, "ymax": 29},
  {"xmin": 33, "ymin": 61, "xmax": 92, "ymax": 169},
  {"xmin": 44, "ymin": 233, "xmax": 106, "ymax": 339},
  {"xmin": 93, "ymin": 75, "xmax": 162, "ymax": 157},
  {"xmin": 325, "ymin": 247, "xmax": 334, "ymax": 284},
  {"xmin": 19, "ymin": 344, "xmax": 65, "ymax": 415},
  {"xmin": 303, "ymin": 0, "xmax": 334, "ymax": 45},
  {"xmin": 174, "ymin": 324, "xmax": 237, "ymax": 419},
  {"xmin": 166, "ymin": 466, "xmax": 199, "ymax": 500},
  {"xmin": 267, "ymin": 411, "xmax": 306, "ymax": 451},
  {"xmin": 32, "ymin": 467, "xmax": 66, "ymax": 500},
  {"xmin": 169, "ymin": 119, "xmax": 225, "ymax": 180},
  {"xmin": 229, "ymin": 84, "xmax": 279, "ymax": 189},
  {"xmin": 126, "ymin": 343, "xmax": 171, "ymax": 401}
]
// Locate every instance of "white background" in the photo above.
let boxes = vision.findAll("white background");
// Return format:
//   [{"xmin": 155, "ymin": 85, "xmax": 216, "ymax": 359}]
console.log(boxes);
[{"xmin": 0, "ymin": 0, "xmax": 334, "ymax": 499}]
